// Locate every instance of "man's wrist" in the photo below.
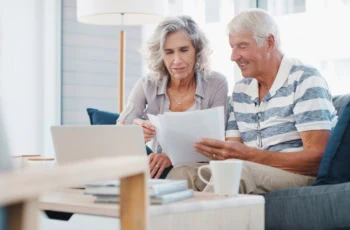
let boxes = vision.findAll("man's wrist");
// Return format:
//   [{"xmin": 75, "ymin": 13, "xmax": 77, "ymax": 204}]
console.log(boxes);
[{"xmin": 243, "ymin": 145, "xmax": 254, "ymax": 161}]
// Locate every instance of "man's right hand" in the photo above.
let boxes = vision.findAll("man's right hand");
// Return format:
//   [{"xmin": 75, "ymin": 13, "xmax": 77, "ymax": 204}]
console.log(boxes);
[{"xmin": 133, "ymin": 118, "xmax": 156, "ymax": 142}]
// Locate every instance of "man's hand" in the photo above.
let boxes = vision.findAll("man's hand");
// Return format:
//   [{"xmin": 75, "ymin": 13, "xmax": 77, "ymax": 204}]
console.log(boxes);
[
  {"xmin": 133, "ymin": 119, "xmax": 156, "ymax": 142},
  {"xmin": 148, "ymin": 153, "xmax": 172, "ymax": 179},
  {"xmin": 194, "ymin": 138, "xmax": 249, "ymax": 160},
  {"xmin": 195, "ymin": 130, "xmax": 330, "ymax": 176}
]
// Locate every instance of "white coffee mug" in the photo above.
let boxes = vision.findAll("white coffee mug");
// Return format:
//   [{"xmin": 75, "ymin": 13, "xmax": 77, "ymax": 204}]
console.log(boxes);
[{"xmin": 198, "ymin": 160, "xmax": 243, "ymax": 196}]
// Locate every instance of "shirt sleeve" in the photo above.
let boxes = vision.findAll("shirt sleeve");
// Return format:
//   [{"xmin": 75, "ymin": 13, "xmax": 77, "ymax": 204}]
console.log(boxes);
[
  {"xmin": 293, "ymin": 74, "xmax": 337, "ymax": 132},
  {"xmin": 225, "ymin": 96, "xmax": 241, "ymax": 138},
  {"xmin": 118, "ymin": 78, "xmax": 147, "ymax": 124}
]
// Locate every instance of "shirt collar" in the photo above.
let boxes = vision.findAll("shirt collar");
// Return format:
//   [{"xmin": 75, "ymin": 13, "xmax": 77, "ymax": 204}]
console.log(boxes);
[
  {"xmin": 264, "ymin": 55, "xmax": 292, "ymax": 101},
  {"xmin": 246, "ymin": 55, "xmax": 292, "ymax": 103},
  {"xmin": 243, "ymin": 78, "xmax": 259, "ymax": 104},
  {"xmin": 157, "ymin": 76, "xmax": 168, "ymax": 95},
  {"xmin": 157, "ymin": 73, "xmax": 206, "ymax": 99}
]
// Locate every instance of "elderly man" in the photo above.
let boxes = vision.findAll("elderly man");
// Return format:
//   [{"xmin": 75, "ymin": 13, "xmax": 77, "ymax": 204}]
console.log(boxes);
[{"xmin": 192, "ymin": 9, "xmax": 337, "ymax": 194}]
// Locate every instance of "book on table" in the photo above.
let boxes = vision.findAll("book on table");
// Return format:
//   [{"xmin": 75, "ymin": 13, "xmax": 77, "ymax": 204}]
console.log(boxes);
[
  {"xmin": 85, "ymin": 179, "xmax": 193, "ymax": 205},
  {"xmin": 95, "ymin": 189, "xmax": 194, "ymax": 205},
  {"xmin": 85, "ymin": 179, "xmax": 188, "ymax": 196}
]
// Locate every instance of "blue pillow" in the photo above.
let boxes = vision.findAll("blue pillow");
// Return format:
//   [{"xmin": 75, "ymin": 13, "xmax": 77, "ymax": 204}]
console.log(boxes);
[
  {"xmin": 0, "ymin": 207, "xmax": 7, "ymax": 230},
  {"xmin": 86, "ymin": 108, "xmax": 119, "ymax": 125},
  {"xmin": 315, "ymin": 102, "xmax": 350, "ymax": 185}
]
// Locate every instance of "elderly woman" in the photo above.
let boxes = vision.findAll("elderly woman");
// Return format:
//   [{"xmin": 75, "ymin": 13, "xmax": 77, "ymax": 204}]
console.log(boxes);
[{"xmin": 118, "ymin": 16, "xmax": 228, "ymax": 179}]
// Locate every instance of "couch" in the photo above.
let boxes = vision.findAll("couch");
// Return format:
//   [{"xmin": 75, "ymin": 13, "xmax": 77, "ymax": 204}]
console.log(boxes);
[
  {"xmin": 264, "ymin": 94, "xmax": 350, "ymax": 230},
  {"xmin": 86, "ymin": 95, "xmax": 350, "ymax": 229}
]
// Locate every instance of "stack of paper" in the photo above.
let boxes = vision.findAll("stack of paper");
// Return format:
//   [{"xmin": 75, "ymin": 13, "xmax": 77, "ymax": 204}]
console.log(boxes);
[
  {"xmin": 148, "ymin": 106, "xmax": 225, "ymax": 166},
  {"xmin": 85, "ymin": 179, "xmax": 193, "ymax": 205}
]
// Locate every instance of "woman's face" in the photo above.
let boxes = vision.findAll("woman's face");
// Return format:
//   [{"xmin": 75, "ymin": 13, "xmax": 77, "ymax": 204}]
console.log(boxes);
[{"xmin": 163, "ymin": 30, "xmax": 196, "ymax": 81}]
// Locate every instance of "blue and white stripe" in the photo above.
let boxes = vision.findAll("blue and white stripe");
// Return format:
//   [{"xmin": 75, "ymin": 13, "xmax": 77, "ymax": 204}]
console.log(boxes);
[{"xmin": 226, "ymin": 56, "xmax": 337, "ymax": 152}]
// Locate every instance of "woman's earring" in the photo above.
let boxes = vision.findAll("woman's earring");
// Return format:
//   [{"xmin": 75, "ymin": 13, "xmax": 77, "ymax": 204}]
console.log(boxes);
[{"xmin": 195, "ymin": 62, "xmax": 200, "ymax": 71}]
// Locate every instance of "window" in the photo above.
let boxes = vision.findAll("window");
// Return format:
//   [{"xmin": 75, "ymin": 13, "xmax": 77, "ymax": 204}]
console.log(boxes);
[
  {"xmin": 258, "ymin": 0, "xmax": 350, "ymax": 95},
  {"xmin": 168, "ymin": 0, "xmax": 236, "ymax": 95},
  {"xmin": 258, "ymin": 0, "xmax": 306, "ymax": 15},
  {"xmin": 0, "ymin": 1, "xmax": 61, "ymax": 157}
]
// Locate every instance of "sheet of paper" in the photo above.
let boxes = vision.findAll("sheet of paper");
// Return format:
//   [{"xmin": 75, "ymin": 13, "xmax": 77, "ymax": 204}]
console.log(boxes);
[
  {"xmin": 147, "ymin": 114, "xmax": 165, "ymax": 150},
  {"xmin": 148, "ymin": 106, "xmax": 225, "ymax": 166}
]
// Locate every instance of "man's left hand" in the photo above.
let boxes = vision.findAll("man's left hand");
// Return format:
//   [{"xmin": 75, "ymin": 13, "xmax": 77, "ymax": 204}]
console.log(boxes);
[{"xmin": 194, "ymin": 138, "xmax": 249, "ymax": 160}]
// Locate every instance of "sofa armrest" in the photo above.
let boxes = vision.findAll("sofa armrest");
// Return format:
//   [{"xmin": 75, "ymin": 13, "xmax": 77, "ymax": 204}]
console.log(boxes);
[{"xmin": 264, "ymin": 182, "xmax": 350, "ymax": 230}]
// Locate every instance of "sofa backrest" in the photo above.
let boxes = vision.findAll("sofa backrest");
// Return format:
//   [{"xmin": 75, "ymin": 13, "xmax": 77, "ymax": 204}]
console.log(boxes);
[
  {"xmin": 332, "ymin": 94, "xmax": 350, "ymax": 117},
  {"xmin": 315, "ymin": 96, "xmax": 350, "ymax": 185}
]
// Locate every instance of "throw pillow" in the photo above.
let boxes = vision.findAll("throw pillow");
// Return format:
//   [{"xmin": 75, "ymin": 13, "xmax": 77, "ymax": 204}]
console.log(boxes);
[
  {"xmin": 86, "ymin": 108, "xmax": 119, "ymax": 125},
  {"xmin": 0, "ymin": 207, "xmax": 7, "ymax": 230},
  {"xmin": 315, "ymin": 101, "xmax": 350, "ymax": 185}
]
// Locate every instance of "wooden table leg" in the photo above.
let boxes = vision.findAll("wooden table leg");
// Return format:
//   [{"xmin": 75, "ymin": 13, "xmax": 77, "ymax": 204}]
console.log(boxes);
[
  {"xmin": 8, "ymin": 199, "xmax": 38, "ymax": 230},
  {"xmin": 120, "ymin": 172, "xmax": 148, "ymax": 230}
]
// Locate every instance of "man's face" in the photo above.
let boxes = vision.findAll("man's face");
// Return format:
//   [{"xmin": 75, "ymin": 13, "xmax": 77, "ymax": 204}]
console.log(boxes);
[{"xmin": 229, "ymin": 32, "xmax": 269, "ymax": 78}]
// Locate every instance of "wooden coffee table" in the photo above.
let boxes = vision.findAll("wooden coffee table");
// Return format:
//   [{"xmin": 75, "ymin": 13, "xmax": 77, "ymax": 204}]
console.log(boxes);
[{"xmin": 38, "ymin": 188, "xmax": 264, "ymax": 230}]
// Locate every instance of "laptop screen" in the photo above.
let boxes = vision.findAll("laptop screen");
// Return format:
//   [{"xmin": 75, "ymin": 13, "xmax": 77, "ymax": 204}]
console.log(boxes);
[{"xmin": 51, "ymin": 125, "xmax": 146, "ymax": 165}]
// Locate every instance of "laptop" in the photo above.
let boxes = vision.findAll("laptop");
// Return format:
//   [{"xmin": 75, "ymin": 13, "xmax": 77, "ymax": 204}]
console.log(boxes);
[{"xmin": 51, "ymin": 125, "xmax": 147, "ymax": 165}]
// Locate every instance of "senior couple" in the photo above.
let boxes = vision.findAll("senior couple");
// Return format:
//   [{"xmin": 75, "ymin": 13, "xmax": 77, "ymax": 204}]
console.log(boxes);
[{"xmin": 117, "ymin": 9, "xmax": 337, "ymax": 194}]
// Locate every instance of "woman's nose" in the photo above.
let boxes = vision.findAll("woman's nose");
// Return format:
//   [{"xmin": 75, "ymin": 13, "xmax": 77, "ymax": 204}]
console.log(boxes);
[{"xmin": 173, "ymin": 53, "xmax": 182, "ymax": 64}]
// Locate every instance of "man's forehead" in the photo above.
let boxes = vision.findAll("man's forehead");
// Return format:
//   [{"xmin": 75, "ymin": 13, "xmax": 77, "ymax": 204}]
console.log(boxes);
[
  {"xmin": 229, "ymin": 32, "xmax": 254, "ymax": 44},
  {"xmin": 229, "ymin": 32, "xmax": 253, "ymax": 39}
]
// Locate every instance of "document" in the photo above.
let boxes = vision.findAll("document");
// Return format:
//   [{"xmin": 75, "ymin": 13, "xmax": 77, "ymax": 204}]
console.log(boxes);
[{"xmin": 148, "ymin": 106, "xmax": 225, "ymax": 166}]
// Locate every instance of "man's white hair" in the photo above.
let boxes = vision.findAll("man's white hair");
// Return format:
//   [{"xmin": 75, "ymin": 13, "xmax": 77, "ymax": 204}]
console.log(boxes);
[{"xmin": 228, "ymin": 9, "xmax": 281, "ymax": 51}]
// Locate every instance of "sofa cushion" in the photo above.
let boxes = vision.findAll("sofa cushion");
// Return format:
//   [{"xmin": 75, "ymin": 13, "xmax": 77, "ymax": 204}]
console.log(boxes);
[
  {"xmin": 264, "ymin": 182, "xmax": 350, "ymax": 230},
  {"xmin": 0, "ymin": 207, "xmax": 7, "ymax": 230},
  {"xmin": 315, "ymin": 101, "xmax": 350, "ymax": 185},
  {"xmin": 86, "ymin": 108, "xmax": 119, "ymax": 125},
  {"xmin": 332, "ymin": 94, "xmax": 350, "ymax": 117}
]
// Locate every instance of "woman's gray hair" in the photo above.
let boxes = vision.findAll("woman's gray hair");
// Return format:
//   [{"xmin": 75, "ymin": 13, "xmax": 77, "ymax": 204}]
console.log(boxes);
[
  {"xmin": 145, "ymin": 15, "xmax": 212, "ymax": 82},
  {"xmin": 228, "ymin": 9, "xmax": 281, "ymax": 51}
]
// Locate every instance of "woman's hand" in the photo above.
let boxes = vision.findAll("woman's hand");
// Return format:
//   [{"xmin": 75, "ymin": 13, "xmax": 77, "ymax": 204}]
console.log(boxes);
[
  {"xmin": 133, "ymin": 118, "xmax": 156, "ymax": 142},
  {"xmin": 149, "ymin": 153, "xmax": 172, "ymax": 179}
]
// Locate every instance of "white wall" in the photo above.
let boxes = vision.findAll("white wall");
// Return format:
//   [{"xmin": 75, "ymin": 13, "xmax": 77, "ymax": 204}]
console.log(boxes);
[
  {"xmin": 0, "ymin": 0, "xmax": 61, "ymax": 157},
  {"xmin": 61, "ymin": 0, "xmax": 143, "ymax": 124}
]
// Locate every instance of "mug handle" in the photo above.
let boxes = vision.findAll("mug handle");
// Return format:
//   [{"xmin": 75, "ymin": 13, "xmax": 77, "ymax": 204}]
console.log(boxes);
[{"xmin": 198, "ymin": 165, "xmax": 213, "ymax": 185}]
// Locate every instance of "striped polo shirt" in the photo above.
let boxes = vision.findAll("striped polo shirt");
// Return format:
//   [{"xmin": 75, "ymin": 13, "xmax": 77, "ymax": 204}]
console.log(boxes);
[{"xmin": 226, "ymin": 56, "xmax": 338, "ymax": 152}]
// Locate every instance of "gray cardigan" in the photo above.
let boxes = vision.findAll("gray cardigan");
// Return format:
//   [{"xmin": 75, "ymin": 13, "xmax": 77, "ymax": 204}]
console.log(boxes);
[{"xmin": 118, "ymin": 71, "xmax": 228, "ymax": 152}]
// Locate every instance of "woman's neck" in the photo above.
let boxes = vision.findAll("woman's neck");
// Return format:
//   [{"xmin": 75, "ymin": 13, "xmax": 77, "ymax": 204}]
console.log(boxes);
[{"xmin": 168, "ymin": 74, "xmax": 196, "ymax": 93}]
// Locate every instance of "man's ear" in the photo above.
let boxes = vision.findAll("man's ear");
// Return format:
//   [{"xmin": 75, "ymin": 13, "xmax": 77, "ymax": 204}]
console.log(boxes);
[{"xmin": 266, "ymin": 34, "xmax": 276, "ymax": 52}]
